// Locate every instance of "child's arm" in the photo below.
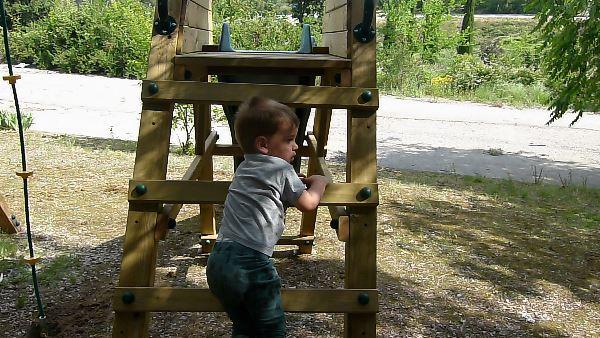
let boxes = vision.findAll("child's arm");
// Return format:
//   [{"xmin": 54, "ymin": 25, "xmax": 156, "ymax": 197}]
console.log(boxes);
[{"xmin": 294, "ymin": 175, "xmax": 331, "ymax": 212}]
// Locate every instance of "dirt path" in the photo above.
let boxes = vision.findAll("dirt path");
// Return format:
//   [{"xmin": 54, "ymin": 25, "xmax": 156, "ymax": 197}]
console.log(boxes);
[{"xmin": 1, "ymin": 65, "xmax": 599, "ymax": 187}]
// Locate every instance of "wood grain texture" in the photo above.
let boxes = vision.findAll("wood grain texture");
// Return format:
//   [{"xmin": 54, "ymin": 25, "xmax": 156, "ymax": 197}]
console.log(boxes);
[
  {"xmin": 128, "ymin": 180, "xmax": 378, "ymax": 206},
  {"xmin": 114, "ymin": 287, "xmax": 378, "ymax": 313},
  {"xmin": 175, "ymin": 51, "xmax": 350, "ymax": 69},
  {"xmin": 141, "ymin": 80, "xmax": 378, "ymax": 109}
]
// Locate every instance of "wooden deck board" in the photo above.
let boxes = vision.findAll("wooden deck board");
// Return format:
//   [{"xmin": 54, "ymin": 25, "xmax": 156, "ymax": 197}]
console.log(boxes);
[{"xmin": 175, "ymin": 51, "xmax": 351, "ymax": 69}]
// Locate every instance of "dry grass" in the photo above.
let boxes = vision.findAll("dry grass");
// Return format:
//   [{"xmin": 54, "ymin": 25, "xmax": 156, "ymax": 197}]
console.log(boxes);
[{"xmin": 0, "ymin": 130, "xmax": 598, "ymax": 337}]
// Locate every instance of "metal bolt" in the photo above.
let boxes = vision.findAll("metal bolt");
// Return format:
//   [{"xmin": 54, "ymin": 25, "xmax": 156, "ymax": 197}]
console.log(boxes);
[
  {"xmin": 334, "ymin": 73, "xmax": 341, "ymax": 84},
  {"xmin": 122, "ymin": 292, "xmax": 135, "ymax": 304},
  {"xmin": 357, "ymin": 293, "xmax": 369, "ymax": 305},
  {"xmin": 148, "ymin": 82, "xmax": 159, "ymax": 95},
  {"xmin": 330, "ymin": 219, "xmax": 339, "ymax": 230},
  {"xmin": 358, "ymin": 187, "xmax": 372, "ymax": 201},
  {"xmin": 360, "ymin": 90, "xmax": 372, "ymax": 103},
  {"xmin": 133, "ymin": 184, "xmax": 147, "ymax": 196}
]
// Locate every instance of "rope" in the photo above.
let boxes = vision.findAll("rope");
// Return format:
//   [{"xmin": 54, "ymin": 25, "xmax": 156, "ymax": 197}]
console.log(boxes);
[{"xmin": 0, "ymin": 0, "xmax": 46, "ymax": 320}]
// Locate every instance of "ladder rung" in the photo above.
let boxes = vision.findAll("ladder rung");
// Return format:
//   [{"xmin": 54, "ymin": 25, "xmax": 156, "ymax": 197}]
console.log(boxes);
[
  {"xmin": 199, "ymin": 235, "xmax": 315, "ymax": 246},
  {"xmin": 141, "ymin": 81, "xmax": 378, "ymax": 109},
  {"xmin": 128, "ymin": 180, "xmax": 379, "ymax": 206},
  {"xmin": 113, "ymin": 287, "xmax": 378, "ymax": 313}
]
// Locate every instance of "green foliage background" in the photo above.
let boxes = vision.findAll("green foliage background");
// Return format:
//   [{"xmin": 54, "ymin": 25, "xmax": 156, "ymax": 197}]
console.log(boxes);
[
  {"xmin": 529, "ymin": 0, "xmax": 598, "ymax": 124},
  {"xmin": 6, "ymin": 0, "xmax": 153, "ymax": 78},
  {"xmin": 1, "ymin": 0, "xmax": 583, "ymax": 113}
]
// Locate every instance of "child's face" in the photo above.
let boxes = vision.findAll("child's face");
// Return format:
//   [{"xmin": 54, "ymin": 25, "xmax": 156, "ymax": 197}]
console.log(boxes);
[{"xmin": 265, "ymin": 121, "xmax": 299, "ymax": 163}]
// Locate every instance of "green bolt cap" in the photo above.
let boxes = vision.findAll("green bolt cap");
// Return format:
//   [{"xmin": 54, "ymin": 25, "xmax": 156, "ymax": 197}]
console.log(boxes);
[
  {"xmin": 122, "ymin": 292, "xmax": 135, "ymax": 304},
  {"xmin": 358, "ymin": 187, "xmax": 372, "ymax": 201},
  {"xmin": 360, "ymin": 90, "xmax": 372, "ymax": 103},
  {"xmin": 357, "ymin": 292, "xmax": 369, "ymax": 305},
  {"xmin": 148, "ymin": 82, "xmax": 159, "ymax": 95},
  {"xmin": 134, "ymin": 184, "xmax": 147, "ymax": 196}
]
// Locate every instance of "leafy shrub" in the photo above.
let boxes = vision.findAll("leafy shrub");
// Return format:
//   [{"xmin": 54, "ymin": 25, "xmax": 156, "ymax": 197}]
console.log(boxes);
[
  {"xmin": 377, "ymin": 44, "xmax": 432, "ymax": 96},
  {"xmin": 3, "ymin": 0, "xmax": 53, "ymax": 29},
  {"xmin": 495, "ymin": 35, "xmax": 542, "ymax": 69},
  {"xmin": 447, "ymin": 54, "xmax": 499, "ymax": 91},
  {"xmin": 11, "ymin": 0, "xmax": 153, "ymax": 78},
  {"xmin": 212, "ymin": 0, "xmax": 320, "ymax": 51},
  {"xmin": 0, "ymin": 110, "xmax": 33, "ymax": 131},
  {"xmin": 173, "ymin": 104, "xmax": 195, "ymax": 155}
]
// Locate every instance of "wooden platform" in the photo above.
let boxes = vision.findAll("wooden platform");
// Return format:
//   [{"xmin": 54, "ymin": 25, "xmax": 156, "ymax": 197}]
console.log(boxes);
[{"xmin": 175, "ymin": 51, "xmax": 351, "ymax": 71}]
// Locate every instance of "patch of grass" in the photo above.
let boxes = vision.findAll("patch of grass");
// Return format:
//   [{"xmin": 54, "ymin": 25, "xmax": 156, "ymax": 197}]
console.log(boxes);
[
  {"xmin": 38, "ymin": 254, "xmax": 80, "ymax": 286},
  {"xmin": 0, "ymin": 110, "xmax": 34, "ymax": 131},
  {"xmin": 469, "ymin": 82, "xmax": 550, "ymax": 108},
  {"xmin": 0, "ymin": 235, "xmax": 30, "ymax": 286}
]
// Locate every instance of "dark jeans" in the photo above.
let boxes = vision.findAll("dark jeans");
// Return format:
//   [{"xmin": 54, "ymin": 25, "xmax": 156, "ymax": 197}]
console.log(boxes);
[{"xmin": 207, "ymin": 241, "xmax": 285, "ymax": 337}]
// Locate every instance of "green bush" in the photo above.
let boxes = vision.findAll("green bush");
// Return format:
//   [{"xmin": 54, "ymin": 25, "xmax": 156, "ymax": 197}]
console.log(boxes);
[
  {"xmin": 212, "ymin": 0, "xmax": 321, "ymax": 51},
  {"xmin": 212, "ymin": 16, "xmax": 306, "ymax": 51},
  {"xmin": 3, "ymin": 0, "xmax": 53, "ymax": 29},
  {"xmin": 471, "ymin": 82, "xmax": 550, "ymax": 107},
  {"xmin": 0, "ymin": 110, "xmax": 33, "ymax": 131},
  {"xmin": 447, "ymin": 54, "xmax": 499, "ymax": 91},
  {"xmin": 10, "ymin": 0, "xmax": 153, "ymax": 78}
]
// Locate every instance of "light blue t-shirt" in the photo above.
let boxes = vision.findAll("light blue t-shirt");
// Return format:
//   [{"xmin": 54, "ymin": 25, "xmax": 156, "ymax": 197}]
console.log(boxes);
[{"xmin": 217, "ymin": 154, "xmax": 306, "ymax": 256}]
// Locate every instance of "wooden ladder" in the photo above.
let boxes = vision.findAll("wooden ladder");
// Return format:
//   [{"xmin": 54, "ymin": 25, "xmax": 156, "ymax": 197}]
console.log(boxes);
[{"xmin": 112, "ymin": 0, "xmax": 378, "ymax": 336}]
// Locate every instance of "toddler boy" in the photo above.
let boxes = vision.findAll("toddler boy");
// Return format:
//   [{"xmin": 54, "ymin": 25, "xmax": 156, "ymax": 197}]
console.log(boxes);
[{"xmin": 207, "ymin": 96, "xmax": 330, "ymax": 337}]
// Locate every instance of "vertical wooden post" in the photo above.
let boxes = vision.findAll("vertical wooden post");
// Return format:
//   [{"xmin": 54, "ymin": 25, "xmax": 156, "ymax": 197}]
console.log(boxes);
[
  {"xmin": 193, "ymin": 70, "xmax": 216, "ymax": 252},
  {"xmin": 112, "ymin": 1, "xmax": 182, "ymax": 336},
  {"xmin": 298, "ymin": 70, "xmax": 335, "ymax": 254},
  {"xmin": 345, "ymin": 0, "xmax": 377, "ymax": 336}
]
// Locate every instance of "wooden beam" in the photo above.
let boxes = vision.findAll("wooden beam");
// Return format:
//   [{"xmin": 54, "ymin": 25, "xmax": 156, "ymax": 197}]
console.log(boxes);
[
  {"xmin": 200, "ymin": 234, "xmax": 315, "ymax": 247},
  {"xmin": 113, "ymin": 0, "xmax": 181, "ymax": 334},
  {"xmin": 175, "ymin": 52, "xmax": 350, "ymax": 69},
  {"xmin": 128, "ymin": 181, "xmax": 379, "ymax": 206},
  {"xmin": 213, "ymin": 144, "xmax": 310, "ymax": 157},
  {"xmin": 345, "ymin": 0, "xmax": 378, "ymax": 335},
  {"xmin": 323, "ymin": 4, "xmax": 348, "ymax": 33},
  {"xmin": 0, "ymin": 196, "xmax": 18, "ymax": 234},
  {"xmin": 113, "ymin": 287, "xmax": 378, "ymax": 313},
  {"xmin": 325, "ymin": 0, "xmax": 347, "ymax": 13},
  {"xmin": 155, "ymin": 131, "xmax": 218, "ymax": 240},
  {"xmin": 141, "ymin": 80, "xmax": 379, "ymax": 109}
]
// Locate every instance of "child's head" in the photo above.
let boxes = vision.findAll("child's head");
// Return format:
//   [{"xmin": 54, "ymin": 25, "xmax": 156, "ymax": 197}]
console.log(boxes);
[{"xmin": 235, "ymin": 96, "xmax": 300, "ymax": 163}]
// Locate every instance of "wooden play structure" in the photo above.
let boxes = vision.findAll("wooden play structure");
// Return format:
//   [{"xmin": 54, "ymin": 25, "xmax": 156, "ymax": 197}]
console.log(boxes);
[
  {"xmin": 0, "ymin": 196, "xmax": 20, "ymax": 234},
  {"xmin": 112, "ymin": 0, "xmax": 379, "ymax": 336}
]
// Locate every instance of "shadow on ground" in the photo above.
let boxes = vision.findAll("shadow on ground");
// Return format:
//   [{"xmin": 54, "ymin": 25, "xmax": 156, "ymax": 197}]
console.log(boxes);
[{"xmin": 330, "ymin": 141, "xmax": 600, "ymax": 187}]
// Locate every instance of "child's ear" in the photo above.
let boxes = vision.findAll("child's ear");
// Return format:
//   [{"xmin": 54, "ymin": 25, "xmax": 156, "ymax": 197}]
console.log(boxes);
[{"xmin": 255, "ymin": 136, "xmax": 269, "ymax": 155}]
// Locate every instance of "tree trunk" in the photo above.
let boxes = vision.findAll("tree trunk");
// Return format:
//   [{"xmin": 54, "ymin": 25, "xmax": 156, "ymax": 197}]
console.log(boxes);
[{"xmin": 457, "ymin": 0, "xmax": 475, "ymax": 54}]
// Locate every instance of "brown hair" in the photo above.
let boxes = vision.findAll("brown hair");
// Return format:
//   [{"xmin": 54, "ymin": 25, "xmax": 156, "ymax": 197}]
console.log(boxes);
[{"xmin": 234, "ymin": 96, "xmax": 299, "ymax": 153}]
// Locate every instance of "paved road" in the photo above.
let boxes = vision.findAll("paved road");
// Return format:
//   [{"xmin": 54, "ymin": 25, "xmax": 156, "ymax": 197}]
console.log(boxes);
[{"xmin": 1, "ymin": 65, "xmax": 599, "ymax": 187}]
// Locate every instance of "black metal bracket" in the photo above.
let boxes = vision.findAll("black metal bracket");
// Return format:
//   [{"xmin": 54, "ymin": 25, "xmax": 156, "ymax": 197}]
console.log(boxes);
[
  {"xmin": 353, "ymin": 0, "xmax": 376, "ymax": 43},
  {"xmin": 154, "ymin": 0, "xmax": 177, "ymax": 36}
]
